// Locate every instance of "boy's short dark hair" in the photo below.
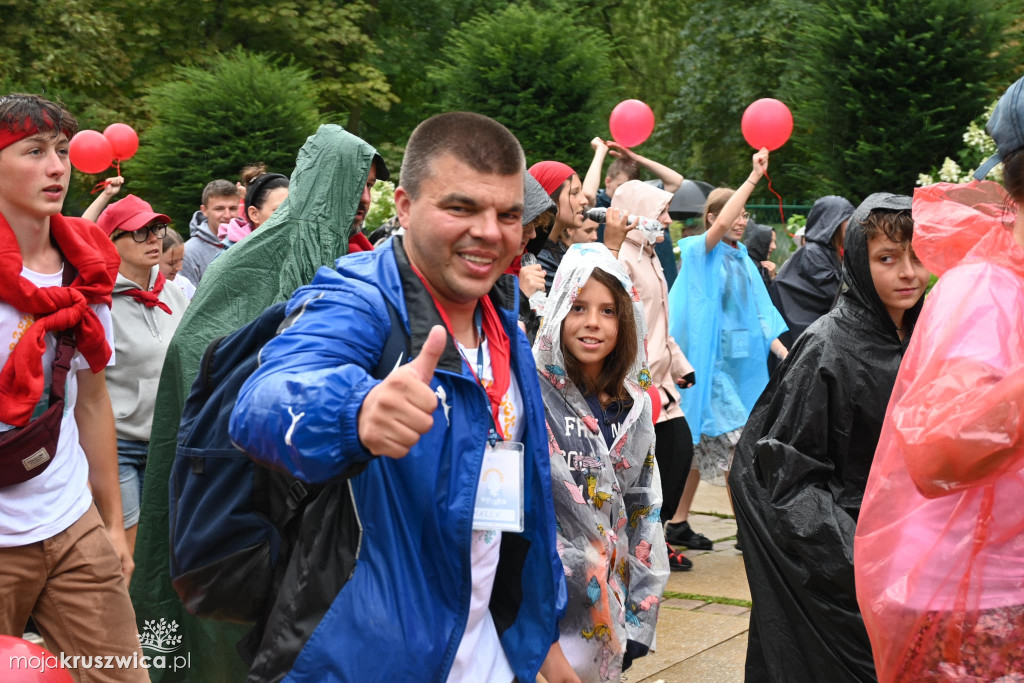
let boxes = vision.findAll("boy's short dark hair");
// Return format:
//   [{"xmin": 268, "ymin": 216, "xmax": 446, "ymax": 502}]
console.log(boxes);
[
  {"xmin": 400, "ymin": 112, "xmax": 525, "ymax": 198},
  {"xmin": 862, "ymin": 209, "xmax": 913, "ymax": 246},
  {"xmin": 607, "ymin": 157, "xmax": 640, "ymax": 181},
  {"xmin": 202, "ymin": 179, "xmax": 238, "ymax": 206},
  {"xmin": 0, "ymin": 94, "xmax": 78, "ymax": 139}
]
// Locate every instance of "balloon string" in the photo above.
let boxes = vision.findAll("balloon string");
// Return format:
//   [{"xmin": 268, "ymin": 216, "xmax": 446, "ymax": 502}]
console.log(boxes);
[
  {"xmin": 763, "ymin": 170, "xmax": 785, "ymax": 223},
  {"xmin": 88, "ymin": 160, "xmax": 122, "ymax": 195}
]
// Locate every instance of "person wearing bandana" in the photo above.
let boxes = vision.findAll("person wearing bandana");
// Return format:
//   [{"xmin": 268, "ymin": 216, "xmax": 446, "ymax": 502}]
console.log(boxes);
[
  {"xmin": 97, "ymin": 195, "xmax": 188, "ymax": 561},
  {"xmin": 0, "ymin": 93, "xmax": 147, "ymax": 681}
]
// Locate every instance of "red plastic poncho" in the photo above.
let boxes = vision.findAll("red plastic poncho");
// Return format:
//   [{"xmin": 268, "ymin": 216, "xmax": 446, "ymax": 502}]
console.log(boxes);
[{"xmin": 854, "ymin": 180, "xmax": 1024, "ymax": 682}]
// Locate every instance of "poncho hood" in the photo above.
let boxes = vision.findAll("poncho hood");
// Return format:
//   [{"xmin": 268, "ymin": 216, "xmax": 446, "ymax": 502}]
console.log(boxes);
[
  {"xmin": 524, "ymin": 172, "xmax": 557, "ymax": 227},
  {"xmin": 743, "ymin": 220, "xmax": 774, "ymax": 262},
  {"xmin": 911, "ymin": 180, "xmax": 1019, "ymax": 277},
  {"xmin": 840, "ymin": 193, "xmax": 923, "ymax": 341},
  {"xmin": 611, "ymin": 180, "xmax": 672, "ymax": 222},
  {"xmin": 534, "ymin": 243, "xmax": 653, "ymax": 419},
  {"xmin": 804, "ymin": 195, "xmax": 855, "ymax": 246}
]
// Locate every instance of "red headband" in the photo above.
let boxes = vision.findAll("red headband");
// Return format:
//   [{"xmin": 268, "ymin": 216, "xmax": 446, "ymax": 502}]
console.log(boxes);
[
  {"xmin": 0, "ymin": 113, "xmax": 54, "ymax": 152},
  {"xmin": 529, "ymin": 161, "xmax": 576, "ymax": 196},
  {"xmin": 0, "ymin": 127, "xmax": 35, "ymax": 152}
]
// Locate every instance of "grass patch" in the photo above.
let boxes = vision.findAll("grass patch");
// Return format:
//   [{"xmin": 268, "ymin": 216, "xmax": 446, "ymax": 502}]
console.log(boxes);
[
  {"xmin": 663, "ymin": 591, "xmax": 752, "ymax": 609},
  {"xmin": 713, "ymin": 535, "xmax": 737, "ymax": 543},
  {"xmin": 690, "ymin": 510, "xmax": 735, "ymax": 520}
]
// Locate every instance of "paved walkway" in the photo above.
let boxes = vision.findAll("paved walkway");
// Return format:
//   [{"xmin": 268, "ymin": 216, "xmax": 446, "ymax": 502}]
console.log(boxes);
[{"xmin": 628, "ymin": 482, "xmax": 750, "ymax": 683}]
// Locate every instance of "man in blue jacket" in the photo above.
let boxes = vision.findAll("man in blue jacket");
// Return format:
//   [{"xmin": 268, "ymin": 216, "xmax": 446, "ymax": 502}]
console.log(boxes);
[{"xmin": 230, "ymin": 112, "xmax": 566, "ymax": 682}]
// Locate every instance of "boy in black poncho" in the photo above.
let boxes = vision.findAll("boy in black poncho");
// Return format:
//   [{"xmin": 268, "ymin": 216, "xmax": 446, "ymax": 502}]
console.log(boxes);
[{"xmin": 728, "ymin": 194, "xmax": 930, "ymax": 682}]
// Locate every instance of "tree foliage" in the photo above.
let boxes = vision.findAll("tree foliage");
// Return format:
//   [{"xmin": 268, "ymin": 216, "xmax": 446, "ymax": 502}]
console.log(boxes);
[
  {"xmin": 654, "ymin": 0, "xmax": 792, "ymax": 190},
  {"xmin": 429, "ymin": 3, "xmax": 618, "ymax": 171},
  {"xmin": 129, "ymin": 49, "xmax": 321, "ymax": 227},
  {"xmin": 781, "ymin": 0, "xmax": 1019, "ymax": 200}
]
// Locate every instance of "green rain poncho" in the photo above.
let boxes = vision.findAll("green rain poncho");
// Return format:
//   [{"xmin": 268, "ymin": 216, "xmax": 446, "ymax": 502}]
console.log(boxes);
[{"xmin": 130, "ymin": 124, "xmax": 382, "ymax": 682}]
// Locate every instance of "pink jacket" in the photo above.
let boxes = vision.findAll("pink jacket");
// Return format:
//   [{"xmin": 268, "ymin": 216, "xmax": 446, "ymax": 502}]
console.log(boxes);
[{"xmin": 618, "ymin": 230, "xmax": 693, "ymax": 423}]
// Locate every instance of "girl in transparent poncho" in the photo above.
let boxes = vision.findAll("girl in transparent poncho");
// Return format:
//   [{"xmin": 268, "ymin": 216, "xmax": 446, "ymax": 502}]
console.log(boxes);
[{"xmin": 535, "ymin": 243, "xmax": 669, "ymax": 683}]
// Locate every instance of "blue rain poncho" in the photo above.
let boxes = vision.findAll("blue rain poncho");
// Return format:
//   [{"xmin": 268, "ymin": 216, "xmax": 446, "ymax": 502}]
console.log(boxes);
[{"xmin": 668, "ymin": 235, "xmax": 787, "ymax": 444}]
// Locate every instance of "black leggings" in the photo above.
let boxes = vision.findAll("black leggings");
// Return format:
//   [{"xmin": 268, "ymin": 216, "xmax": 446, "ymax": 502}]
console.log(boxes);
[{"xmin": 654, "ymin": 415, "xmax": 694, "ymax": 523}]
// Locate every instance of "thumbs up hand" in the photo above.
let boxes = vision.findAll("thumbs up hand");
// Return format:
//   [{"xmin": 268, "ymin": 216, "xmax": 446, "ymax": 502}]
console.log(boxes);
[{"xmin": 358, "ymin": 325, "xmax": 448, "ymax": 458}]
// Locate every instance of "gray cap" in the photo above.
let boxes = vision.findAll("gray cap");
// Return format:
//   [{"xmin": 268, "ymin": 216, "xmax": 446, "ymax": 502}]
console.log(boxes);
[{"xmin": 973, "ymin": 75, "xmax": 1024, "ymax": 180}]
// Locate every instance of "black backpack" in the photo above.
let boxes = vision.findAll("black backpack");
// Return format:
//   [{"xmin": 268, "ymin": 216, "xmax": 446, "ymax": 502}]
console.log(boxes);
[{"xmin": 169, "ymin": 296, "xmax": 408, "ymax": 623}]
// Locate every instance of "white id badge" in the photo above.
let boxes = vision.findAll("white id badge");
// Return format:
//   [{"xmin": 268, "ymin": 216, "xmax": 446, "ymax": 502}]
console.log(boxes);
[{"xmin": 473, "ymin": 440, "xmax": 525, "ymax": 532}]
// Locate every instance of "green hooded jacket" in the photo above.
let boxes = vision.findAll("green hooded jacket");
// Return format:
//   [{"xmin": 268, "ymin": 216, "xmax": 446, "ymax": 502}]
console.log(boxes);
[{"xmin": 130, "ymin": 124, "xmax": 382, "ymax": 682}]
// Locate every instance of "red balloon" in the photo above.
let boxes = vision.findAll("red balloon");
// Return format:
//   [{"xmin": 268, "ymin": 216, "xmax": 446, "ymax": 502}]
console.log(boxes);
[
  {"xmin": 103, "ymin": 123, "xmax": 139, "ymax": 161},
  {"xmin": 0, "ymin": 635, "xmax": 74, "ymax": 682},
  {"xmin": 741, "ymin": 98, "xmax": 794, "ymax": 151},
  {"xmin": 647, "ymin": 385, "xmax": 661, "ymax": 424},
  {"xmin": 609, "ymin": 99, "xmax": 655, "ymax": 148},
  {"xmin": 69, "ymin": 130, "xmax": 113, "ymax": 174}
]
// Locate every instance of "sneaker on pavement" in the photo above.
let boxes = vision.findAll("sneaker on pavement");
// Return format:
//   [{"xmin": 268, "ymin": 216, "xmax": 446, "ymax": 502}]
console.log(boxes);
[
  {"xmin": 666, "ymin": 542, "xmax": 692, "ymax": 571},
  {"xmin": 665, "ymin": 520, "xmax": 714, "ymax": 550}
]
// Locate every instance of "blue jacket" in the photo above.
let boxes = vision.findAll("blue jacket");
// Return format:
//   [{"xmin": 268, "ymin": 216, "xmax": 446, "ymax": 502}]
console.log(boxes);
[{"xmin": 229, "ymin": 237, "xmax": 566, "ymax": 682}]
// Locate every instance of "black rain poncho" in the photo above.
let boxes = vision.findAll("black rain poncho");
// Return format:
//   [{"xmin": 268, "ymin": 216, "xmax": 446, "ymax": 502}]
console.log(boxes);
[
  {"xmin": 769, "ymin": 196, "xmax": 854, "ymax": 345},
  {"xmin": 729, "ymin": 194, "xmax": 925, "ymax": 683},
  {"xmin": 743, "ymin": 220, "xmax": 775, "ymax": 289}
]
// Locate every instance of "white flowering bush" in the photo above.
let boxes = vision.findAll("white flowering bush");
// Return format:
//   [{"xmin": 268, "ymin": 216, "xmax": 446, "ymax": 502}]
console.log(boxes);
[{"xmin": 918, "ymin": 101, "xmax": 1002, "ymax": 185}]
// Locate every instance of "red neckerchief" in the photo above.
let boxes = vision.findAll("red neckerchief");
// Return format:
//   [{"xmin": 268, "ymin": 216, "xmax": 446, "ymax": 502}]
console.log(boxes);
[
  {"xmin": 120, "ymin": 271, "xmax": 172, "ymax": 314},
  {"xmin": 347, "ymin": 232, "xmax": 373, "ymax": 253},
  {"xmin": 409, "ymin": 264, "xmax": 511, "ymax": 438},
  {"xmin": 0, "ymin": 213, "xmax": 119, "ymax": 426},
  {"xmin": 504, "ymin": 254, "xmax": 522, "ymax": 275}
]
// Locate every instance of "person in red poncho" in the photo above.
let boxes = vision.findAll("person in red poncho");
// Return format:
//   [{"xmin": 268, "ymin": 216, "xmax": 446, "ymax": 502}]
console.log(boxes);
[
  {"xmin": 855, "ymin": 75, "xmax": 1024, "ymax": 682},
  {"xmin": 0, "ymin": 94, "xmax": 147, "ymax": 681}
]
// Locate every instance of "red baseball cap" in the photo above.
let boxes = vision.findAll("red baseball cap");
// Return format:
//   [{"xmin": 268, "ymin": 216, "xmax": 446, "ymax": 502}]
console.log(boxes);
[{"xmin": 97, "ymin": 194, "xmax": 170, "ymax": 237}]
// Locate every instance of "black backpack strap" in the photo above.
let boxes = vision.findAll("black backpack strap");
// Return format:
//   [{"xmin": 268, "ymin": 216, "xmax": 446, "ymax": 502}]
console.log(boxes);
[
  {"xmin": 49, "ymin": 262, "xmax": 80, "ymax": 406},
  {"xmin": 370, "ymin": 295, "xmax": 409, "ymax": 380}
]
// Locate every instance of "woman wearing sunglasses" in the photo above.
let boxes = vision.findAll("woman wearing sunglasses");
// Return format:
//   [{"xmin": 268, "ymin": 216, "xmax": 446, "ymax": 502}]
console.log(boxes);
[{"xmin": 97, "ymin": 195, "xmax": 188, "ymax": 567}]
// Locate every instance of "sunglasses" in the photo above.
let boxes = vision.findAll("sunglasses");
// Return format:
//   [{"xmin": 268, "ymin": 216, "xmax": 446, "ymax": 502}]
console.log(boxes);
[{"xmin": 113, "ymin": 223, "xmax": 167, "ymax": 243}]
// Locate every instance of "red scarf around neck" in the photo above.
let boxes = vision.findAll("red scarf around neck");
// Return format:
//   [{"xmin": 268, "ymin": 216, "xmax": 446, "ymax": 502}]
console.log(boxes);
[
  {"xmin": 0, "ymin": 213, "xmax": 120, "ymax": 426},
  {"xmin": 120, "ymin": 270, "xmax": 172, "ymax": 314},
  {"xmin": 409, "ymin": 264, "xmax": 512, "ymax": 438}
]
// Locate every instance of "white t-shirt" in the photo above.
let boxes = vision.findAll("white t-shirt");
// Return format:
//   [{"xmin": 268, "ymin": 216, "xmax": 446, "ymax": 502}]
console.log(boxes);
[
  {"xmin": 447, "ymin": 337, "xmax": 523, "ymax": 683},
  {"xmin": 0, "ymin": 265, "xmax": 115, "ymax": 547},
  {"xmin": 171, "ymin": 274, "xmax": 196, "ymax": 301}
]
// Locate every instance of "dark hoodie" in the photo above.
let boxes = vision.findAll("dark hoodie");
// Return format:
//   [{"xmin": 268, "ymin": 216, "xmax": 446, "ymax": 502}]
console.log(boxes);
[
  {"xmin": 502, "ymin": 173, "xmax": 556, "ymax": 342},
  {"xmin": 769, "ymin": 196, "xmax": 855, "ymax": 345},
  {"xmin": 728, "ymin": 193, "xmax": 924, "ymax": 683},
  {"xmin": 743, "ymin": 220, "xmax": 775, "ymax": 289}
]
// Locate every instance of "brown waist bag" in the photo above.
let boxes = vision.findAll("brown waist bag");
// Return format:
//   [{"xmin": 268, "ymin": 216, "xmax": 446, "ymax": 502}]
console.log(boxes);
[{"xmin": 0, "ymin": 265, "xmax": 80, "ymax": 489}]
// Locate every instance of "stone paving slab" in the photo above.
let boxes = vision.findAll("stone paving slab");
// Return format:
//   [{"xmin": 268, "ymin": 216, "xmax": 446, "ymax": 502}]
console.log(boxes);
[
  {"xmin": 691, "ymin": 481, "xmax": 733, "ymax": 517},
  {"xmin": 627, "ymin": 608, "xmax": 749, "ymax": 682},
  {"xmin": 637, "ymin": 633, "xmax": 748, "ymax": 682},
  {"xmin": 695, "ymin": 603, "xmax": 749, "ymax": 617},
  {"xmin": 685, "ymin": 514, "xmax": 738, "ymax": 545},
  {"xmin": 660, "ymin": 598, "xmax": 707, "ymax": 610},
  {"xmin": 665, "ymin": 550, "xmax": 750, "ymax": 603}
]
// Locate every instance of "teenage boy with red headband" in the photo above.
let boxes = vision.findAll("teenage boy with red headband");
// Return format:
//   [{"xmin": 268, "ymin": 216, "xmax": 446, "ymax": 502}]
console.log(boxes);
[
  {"xmin": 229, "ymin": 112, "xmax": 566, "ymax": 681},
  {"xmin": 0, "ymin": 94, "xmax": 146, "ymax": 679}
]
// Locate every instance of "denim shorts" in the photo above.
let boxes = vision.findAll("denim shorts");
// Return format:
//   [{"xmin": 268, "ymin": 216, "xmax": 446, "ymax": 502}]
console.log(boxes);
[{"xmin": 117, "ymin": 439, "xmax": 148, "ymax": 529}]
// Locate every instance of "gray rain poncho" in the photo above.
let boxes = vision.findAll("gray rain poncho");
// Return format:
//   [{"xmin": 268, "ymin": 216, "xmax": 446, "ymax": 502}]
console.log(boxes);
[
  {"xmin": 533, "ymin": 243, "xmax": 669, "ymax": 682},
  {"xmin": 769, "ymin": 196, "xmax": 854, "ymax": 344},
  {"xmin": 729, "ymin": 194, "xmax": 925, "ymax": 683}
]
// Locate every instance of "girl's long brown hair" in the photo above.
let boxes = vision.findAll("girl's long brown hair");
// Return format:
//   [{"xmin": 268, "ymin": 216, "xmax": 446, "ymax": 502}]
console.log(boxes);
[{"xmin": 559, "ymin": 268, "xmax": 638, "ymax": 404}]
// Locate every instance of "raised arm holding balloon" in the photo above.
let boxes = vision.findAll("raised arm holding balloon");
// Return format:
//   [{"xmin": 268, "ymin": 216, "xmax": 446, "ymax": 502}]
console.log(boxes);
[
  {"xmin": 81, "ymin": 175, "xmax": 124, "ymax": 223},
  {"xmin": 704, "ymin": 148, "xmax": 768, "ymax": 253}
]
